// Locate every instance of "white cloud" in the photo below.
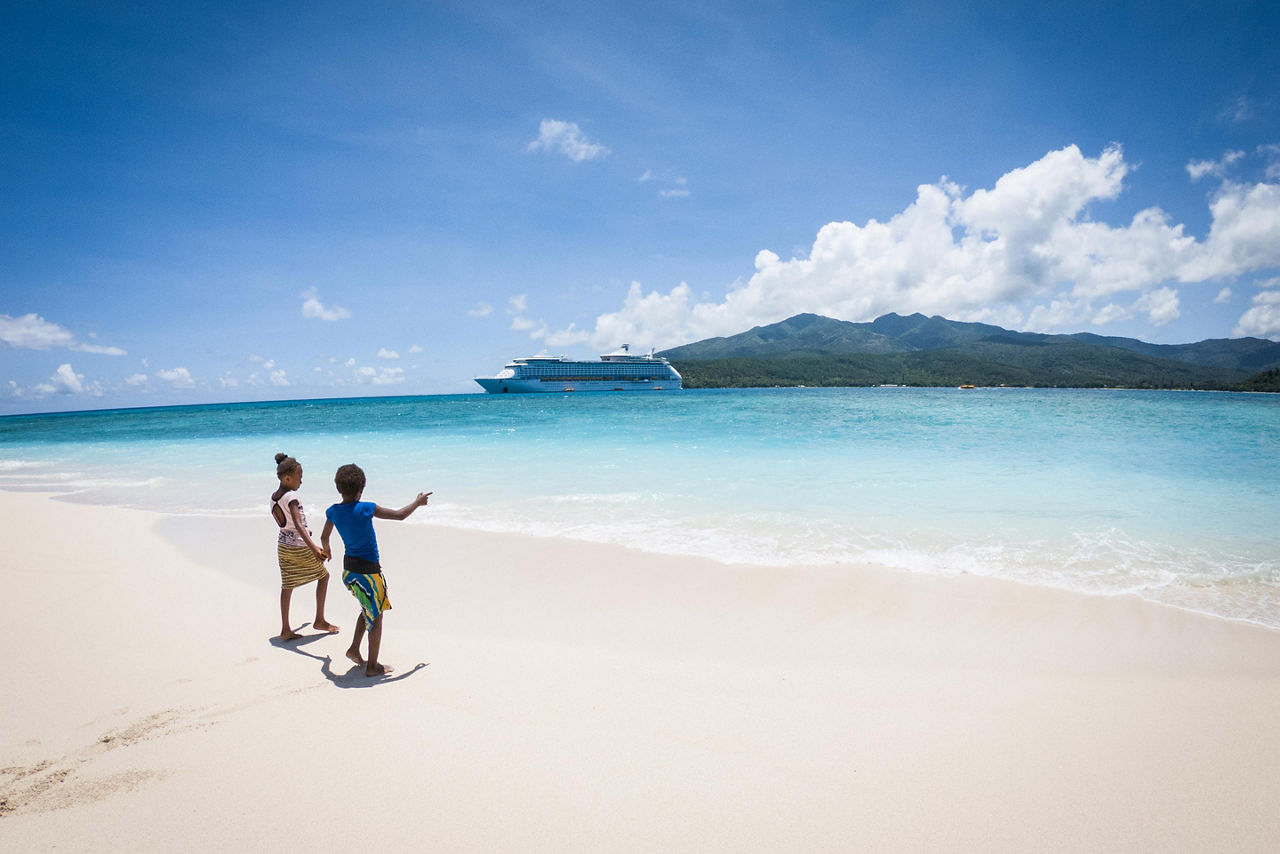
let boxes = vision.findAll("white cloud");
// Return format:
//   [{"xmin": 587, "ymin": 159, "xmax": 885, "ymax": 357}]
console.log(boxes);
[
  {"xmin": 1233, "ymin": 291, "xmax": 1280, "ymax": 339},
  {"xmin": 1179, "ymin": 181, "xmax": 1280, "ymax": 280},
  {"xmin": 1134, "ymin": 286, "xmax": 1180, "ymax": 326},
  {"xmin": 532, "ymin": 144, "xmax": 1280, "ymax": 350},
  {"xmin": 300, "ymin": 288, "xmax": 351, "ymax": 321},
  {"xmin": 0, "ymin": 314, "xmax": 76, "ymax": 349},
  {"xmin": 527, "ymin": 119, "xmax": 610, "ymax": 162},
  {"xmin": 408, "ymin": 344, "xmax": 424, "ymax": 354},
  {"xmin": 10, "ymin": 363, "xmax": 105, "ymax": 398},
  {"xmin": 155, "ymin": 367, "xmax": 195, "ymax": 389},
  {"xmin": 1220, "ymin": 94, "xmax": 1253, "ymax": 125},
  {"xmin": 660, "ymin": 177, "xmax": 690, "ymax": 198},
  {"xmin": 51, "ymin": 364, "xmax": 85, "ymax": 394},
  {"xmin": 1265, "ymin": 145, "xmax": 1280, "ymax": 181},
  {"xmin": 1187, "ymin": 150, "xmax": 1245, "ymax": 181},
  {"xmin": 377, "ymin": 348, "xmax": 400, "ymax": 359},
  {"xmin": 507, "ymin": 294, "xmax": 527, "ymax": 315},
  {"xmin": 268, "ymin": 369, "xmax": 289, "ymax": 387},
  {"xmin": 354, "ymin": 366, "xmax": 405, "ymax": 385},
  {"xmin": 1215, "ymin": 287, "xmax": 1233, "ymax": 304},
  {"xmin": 0, "ymin": 313, "xmax": 125, "ymax": 355},
  {"xmin": 124, "ymin": 373, "xmax": 149, "ymax": 387},
  {"xmin": 1025, "ymin": 299, "xmax": 1092, "ymax": 332},
  {"xmin": 1091, "ymin": 303, "xmax": 1132, "ymax": 325},
  {"xmin": 468, "ymin": 302, "xmax": 493, "ymax": 317}
]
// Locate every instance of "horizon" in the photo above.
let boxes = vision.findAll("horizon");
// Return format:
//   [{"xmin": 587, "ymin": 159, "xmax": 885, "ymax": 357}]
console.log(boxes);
[
  {"xmin": 5, "ymin": 304, "xmax": 1278, "ymax": 420},
  {"xmin": 3, "ymin": 1, "xmax": 1280, "ymax": 415}
]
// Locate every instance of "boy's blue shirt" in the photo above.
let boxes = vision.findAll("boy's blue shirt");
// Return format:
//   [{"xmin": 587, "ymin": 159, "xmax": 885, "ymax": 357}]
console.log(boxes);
[{"xmin": 325, "ymin": 500, "xmax": 379, "ymax": 563}]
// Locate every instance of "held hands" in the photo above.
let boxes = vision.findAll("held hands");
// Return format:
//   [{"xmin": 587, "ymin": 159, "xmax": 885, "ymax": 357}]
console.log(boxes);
[{"xmin": 311, "ymin": 543, "xmax": 326, "ymax": 561}]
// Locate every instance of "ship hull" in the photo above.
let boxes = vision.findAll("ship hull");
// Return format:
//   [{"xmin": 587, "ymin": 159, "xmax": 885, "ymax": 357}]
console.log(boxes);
[{"xmin": 475, "ymin": 377, "xmax": 680, "ymax": 393}]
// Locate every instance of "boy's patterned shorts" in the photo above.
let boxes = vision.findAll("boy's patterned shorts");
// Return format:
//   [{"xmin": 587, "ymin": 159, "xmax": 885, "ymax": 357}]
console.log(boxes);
[{"xmin": 342, "ymin": 570, "xmax": 391, "ymax": 631}]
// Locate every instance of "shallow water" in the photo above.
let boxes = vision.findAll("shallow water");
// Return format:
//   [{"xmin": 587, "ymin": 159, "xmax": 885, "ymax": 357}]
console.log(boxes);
[{"xmin": 2, "ymin": 387, "xmax": 1277, "ymax": 627}]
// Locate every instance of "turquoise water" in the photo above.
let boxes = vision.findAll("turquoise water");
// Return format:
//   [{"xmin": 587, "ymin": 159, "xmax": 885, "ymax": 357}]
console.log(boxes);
[{"xmin": 2, "ymin": 387, "xmax": 1278, "ymax": 627}]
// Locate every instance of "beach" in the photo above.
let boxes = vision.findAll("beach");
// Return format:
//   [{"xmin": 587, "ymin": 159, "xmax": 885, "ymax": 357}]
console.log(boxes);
[{"xmin": 1, "ymin": 489, "xmax": 1278, "ymax": 852}]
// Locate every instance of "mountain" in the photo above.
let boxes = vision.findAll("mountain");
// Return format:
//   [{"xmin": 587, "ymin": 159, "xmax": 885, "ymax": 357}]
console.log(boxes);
[{"xmin": 658, "ymin": 313, "xmax": 1280, "ymax": 390}]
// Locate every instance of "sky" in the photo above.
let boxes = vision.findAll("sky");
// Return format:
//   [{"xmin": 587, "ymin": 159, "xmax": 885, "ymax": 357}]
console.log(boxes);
[{"xmin": 2, "ymin": 0, "xmax": 1280, "ymax": 413}]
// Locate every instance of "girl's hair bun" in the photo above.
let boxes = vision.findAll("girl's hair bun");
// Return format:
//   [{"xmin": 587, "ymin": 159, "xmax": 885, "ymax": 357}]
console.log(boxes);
[{"xmin": 275, "ymin": 452, "xmax": 289, "ymax": 464}]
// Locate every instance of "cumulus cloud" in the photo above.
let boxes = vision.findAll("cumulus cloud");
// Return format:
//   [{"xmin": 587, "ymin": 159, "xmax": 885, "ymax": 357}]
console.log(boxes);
[
  {"xmin": 124, "ymin": 373, "xmax": 149, "ymax": 387},
  {"xmin": 530, "ymin": 144, "xmax": 1280, "ymax": 350},
  {"xmin": 1187, "ymin": 150, "xmax": 1245, "ymax": 181},
  {"xmin": 155, "ymin": 367, "xmax": 195, "ymax": 389},
  {"xmin": 1179, "ymin": 181, "xmax": 1280, "ymax": 280},
  {"xmin": 468, "ymin": 302, "xmax": 494, "ymax": 317},
  {"xmin": 300, "ymin": 288, "xmax": 351, "ymax": 321},
  {"xmin": 408, "ymin": 344, "xmax": 424, "ymax": 354},
  {"xmin": 1234, "ymin": 291, "xmax": 1280, "ymax": 339},
  {"xmin": 51, "ymin": 364, "xmax": 85, "ymax": 394},
  {"xmin": 355, "ymin": 366, "xmax": 405, "ymax": 385},
  {"xmin": 1215, "ymin": 287, "xmax": 1233, "ymax": 304},
  {"xmin": 527, "ymin": 119, "xmax": 610, "ymax": 162},
  {"xmin": 1134, "ymin": 286, "xmax": 1181, "ymax": 326},
  {"xmin": 0, "ymin": 313, "xmax": 125, "ymax": 355},
  {"xmin": 377, "ymin": 348, "xmax": 400, "ymax": 359}
]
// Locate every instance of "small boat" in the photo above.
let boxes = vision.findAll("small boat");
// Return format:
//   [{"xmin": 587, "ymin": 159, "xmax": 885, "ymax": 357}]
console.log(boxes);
[{"xmin": 958, "ymin": 384, "xmax": 976, "ymax": 389}]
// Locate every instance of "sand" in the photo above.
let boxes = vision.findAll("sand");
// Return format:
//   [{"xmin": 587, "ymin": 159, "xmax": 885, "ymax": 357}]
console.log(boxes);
[{"xmin": 1, "ymin": 490, "xmax": 1278, "ymax": 852}]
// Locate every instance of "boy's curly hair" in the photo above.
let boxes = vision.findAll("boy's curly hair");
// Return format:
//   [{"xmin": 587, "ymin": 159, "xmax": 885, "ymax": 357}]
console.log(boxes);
[{"xmin": 334, "ymin": 463, "xmax": 366, "ymax": 499}]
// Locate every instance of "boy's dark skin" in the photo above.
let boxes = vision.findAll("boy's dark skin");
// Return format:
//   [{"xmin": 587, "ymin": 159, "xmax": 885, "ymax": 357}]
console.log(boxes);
[{"xmin": 321, "ymin": 486, "xmax": 430, "ymax": 676}]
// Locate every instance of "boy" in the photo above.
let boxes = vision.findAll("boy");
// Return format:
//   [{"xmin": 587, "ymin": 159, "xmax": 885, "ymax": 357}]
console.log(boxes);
[{"xmin": 320, "ymin": 463, "xmax": 431, "ymax": 677}]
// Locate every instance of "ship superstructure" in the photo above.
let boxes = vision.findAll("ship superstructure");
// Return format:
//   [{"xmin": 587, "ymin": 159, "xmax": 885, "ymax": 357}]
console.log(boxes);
[{"xmin": 475, "ymin": 346, "xmax": 682, "ymax": 393}]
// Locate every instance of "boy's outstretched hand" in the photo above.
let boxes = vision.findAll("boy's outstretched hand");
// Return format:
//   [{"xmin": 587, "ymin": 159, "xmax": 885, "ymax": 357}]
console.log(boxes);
[{"xmin": 416, "ymin": 492, "xmax": 432, "ymax": 506}]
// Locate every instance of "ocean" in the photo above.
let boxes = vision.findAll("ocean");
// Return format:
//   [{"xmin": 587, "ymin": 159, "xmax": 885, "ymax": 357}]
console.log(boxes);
[{"xmin": 2, "ymin": 387, "xmax": 1278, "ymax": 628}]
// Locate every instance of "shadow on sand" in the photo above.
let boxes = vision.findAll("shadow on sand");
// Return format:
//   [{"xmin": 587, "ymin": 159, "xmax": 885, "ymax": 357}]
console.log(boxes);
[{"xmin": 269, "ymin": 625, "xmax": 429, "ymax": 688}]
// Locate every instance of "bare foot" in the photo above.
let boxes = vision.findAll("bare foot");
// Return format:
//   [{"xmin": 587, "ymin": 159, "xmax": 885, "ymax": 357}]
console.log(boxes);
[
  {"xmin": 279, "ymin": 630, "xmax": 303, "ymax": 642},
  {"xmin": 346, "ymin": 650, "xmax": 365, "ymax": 666},
  {"xmin": 314, "ymin": 621, "xmax": 340, "ymax": 634},
  {"xmin": 365, "ymin": 663, "xmax": 393, "ymax": 677}
]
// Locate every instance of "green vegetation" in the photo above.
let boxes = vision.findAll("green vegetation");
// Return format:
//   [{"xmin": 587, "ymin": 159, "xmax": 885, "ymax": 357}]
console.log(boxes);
[
  {"xmin": 660, "ymin": 313, "xmax": 1280, "ymax": 392},
  {"xmin": 1239, "ymin": 367, "xmax": 1280, "ymax": 393}
]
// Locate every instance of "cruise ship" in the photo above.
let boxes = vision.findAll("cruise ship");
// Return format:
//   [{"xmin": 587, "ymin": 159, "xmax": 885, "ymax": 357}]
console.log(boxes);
[{"xmin": 475, "ymin": 346, "xmax": 682, "ymax": 393}]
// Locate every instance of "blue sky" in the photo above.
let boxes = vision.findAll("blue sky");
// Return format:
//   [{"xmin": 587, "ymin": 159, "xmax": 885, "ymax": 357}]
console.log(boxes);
[{"xmin": 3, "ymin": 0, "xmax": 1279, "ymax": 413}]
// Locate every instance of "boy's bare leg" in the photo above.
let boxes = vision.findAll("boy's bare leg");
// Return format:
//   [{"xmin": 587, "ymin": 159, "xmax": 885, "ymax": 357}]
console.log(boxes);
[
  {"xmin": 365, "ymin": 614, "xmax": 392, "ymax": 676},
  {"xmin": 312, "ymin": 574, "xmax": 339, "ymax": 633},
  {"xmin": 346, "ymin": 612, "xmax": 366, "ymax": 665},
  {"xmin": 279, "ymin": 588, "xmax": 302, "ymax": 641}
]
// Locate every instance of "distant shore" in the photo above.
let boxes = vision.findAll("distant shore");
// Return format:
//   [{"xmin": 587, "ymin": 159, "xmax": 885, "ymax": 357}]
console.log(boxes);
[{"xmin": 2, "ymin": 491, "xmax": 1279, "ymax": 851}]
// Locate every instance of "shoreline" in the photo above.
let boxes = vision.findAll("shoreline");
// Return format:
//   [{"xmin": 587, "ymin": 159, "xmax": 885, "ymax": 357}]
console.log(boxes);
[
  {"xmin": 19, "ymin": 485, "xmax": 1280, "ymax": 635},
  {"xmin": 3, "ymin": 491, "xmax": 1280, "ymax": 850}
]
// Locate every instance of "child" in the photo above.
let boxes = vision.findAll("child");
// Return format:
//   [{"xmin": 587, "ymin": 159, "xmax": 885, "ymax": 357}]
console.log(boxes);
[
  {"xmin": 270, "ymin": 453, "xmax": 339, "ymax": 641},
  {"xmin": 321, "ymin": 463, "xmax": 431, "ymax": 677}
]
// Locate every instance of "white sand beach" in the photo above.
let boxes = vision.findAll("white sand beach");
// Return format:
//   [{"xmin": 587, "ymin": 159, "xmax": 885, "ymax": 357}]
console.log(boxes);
[{"xmin": 2, "ymin": 489, "xmax": 1279, "ymax": 852}]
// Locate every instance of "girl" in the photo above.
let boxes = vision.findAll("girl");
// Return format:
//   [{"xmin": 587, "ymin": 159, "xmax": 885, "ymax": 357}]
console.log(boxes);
[{"xmin": 271, "ymin": 453, "xmax": 339, "ymax": 640}]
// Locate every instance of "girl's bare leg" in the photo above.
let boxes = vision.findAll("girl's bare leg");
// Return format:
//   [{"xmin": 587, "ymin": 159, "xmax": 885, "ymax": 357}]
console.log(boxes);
[
  {"xmin": 313, "ymin": 574, "xmax": 339, "ymax": 632},
  {"xmin": 279, "ymin": 588, "xmax": 302, "ymax": 641}
]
